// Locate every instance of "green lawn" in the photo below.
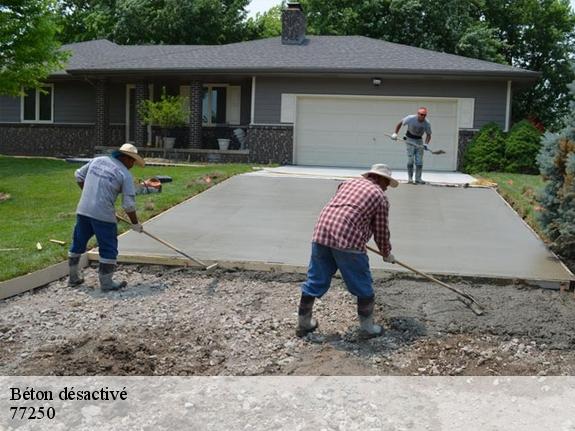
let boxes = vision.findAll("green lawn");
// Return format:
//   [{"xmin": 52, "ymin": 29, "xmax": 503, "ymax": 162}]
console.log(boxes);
[
  {"xmin": 0, "ymin": 156, "xmax": 254, "ymax": 281},
  {"xmin": 475, "ymin": 172, "xmax": 546, "ymax": 237}
]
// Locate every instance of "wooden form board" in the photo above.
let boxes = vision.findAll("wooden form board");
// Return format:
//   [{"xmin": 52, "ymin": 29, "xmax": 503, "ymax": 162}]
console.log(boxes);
[{"xmin": 0, "ymin": 255, "xmax": 88, "ymax": 301}]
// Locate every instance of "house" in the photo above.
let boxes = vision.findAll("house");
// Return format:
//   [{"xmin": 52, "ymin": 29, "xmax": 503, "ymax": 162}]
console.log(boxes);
[{"xmin": 0, "ymin": 2, "xmax": 539, "ymax": 170}]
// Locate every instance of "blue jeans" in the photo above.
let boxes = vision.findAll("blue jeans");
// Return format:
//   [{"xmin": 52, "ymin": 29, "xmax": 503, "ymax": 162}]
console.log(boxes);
[
  {"xmin": 301, "ymin": 243, "xmax": 374, "ymax": 299},
  {"xmin": 406, "ymin": 138, "xmax": 424, "ymax": 166},
  {"xmin": 70, "ymin": 214, "xmax": 118, "ymax": 264}
]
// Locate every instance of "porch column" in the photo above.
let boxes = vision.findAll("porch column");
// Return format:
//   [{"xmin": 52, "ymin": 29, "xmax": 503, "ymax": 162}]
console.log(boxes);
[
  {"xmin": 188, "ymin": 80, "xmax": 202, "ymax": 149},
  {"xmin": 95, "ymin": 79, "xmax": 109, "ymax": 148},
  {"xmin": 134, "ymin": 81, "xmax": 149, "ymax": 147}
]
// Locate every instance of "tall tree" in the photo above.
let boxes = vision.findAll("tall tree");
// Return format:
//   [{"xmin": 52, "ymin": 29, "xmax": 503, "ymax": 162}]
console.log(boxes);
[
  {"xmin": 56, "ymin": 0, "xmax": 251, "ymax": 45},
  {"xmin": 483, "ymin": 0, "xmax": 575, "ymax": 129},
  {"xmin": 0, "ymin": 0, "xmax": 69, "ymax": 96}
]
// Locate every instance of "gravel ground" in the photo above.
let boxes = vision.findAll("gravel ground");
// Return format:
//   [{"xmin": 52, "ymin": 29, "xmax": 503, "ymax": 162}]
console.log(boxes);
[{"xmin": 1, "ymin": 264, "xmax": 575, "ymax": 376}]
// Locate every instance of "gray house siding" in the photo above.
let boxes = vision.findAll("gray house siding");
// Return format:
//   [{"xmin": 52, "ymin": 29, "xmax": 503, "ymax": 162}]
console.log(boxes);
[
  {"xmin": 54, "ymin": 81, "xmax": 95, "ymax": 123},
  {"xmin": 0, "ymin": 96, "xmax": 20, "ymax": 123},
  {"xmin": 254, "ymin": 77, "xmax": 507, "ymax": 129}
]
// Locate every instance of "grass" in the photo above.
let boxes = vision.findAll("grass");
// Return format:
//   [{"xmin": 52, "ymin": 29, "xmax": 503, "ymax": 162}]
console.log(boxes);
[
  {"xmin": 0, "ymin": 155, "xmax": 254, "ymax": 282},
  {"xmin": 475, "ymin": 172, "xmax": 546, "ymax": 237}
]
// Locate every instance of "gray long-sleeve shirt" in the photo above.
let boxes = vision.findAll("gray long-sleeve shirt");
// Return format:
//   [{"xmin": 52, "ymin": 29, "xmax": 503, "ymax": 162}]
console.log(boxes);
[{"xmin": 75, "ymin": 156, "xmax": 136, "ymax": 223}]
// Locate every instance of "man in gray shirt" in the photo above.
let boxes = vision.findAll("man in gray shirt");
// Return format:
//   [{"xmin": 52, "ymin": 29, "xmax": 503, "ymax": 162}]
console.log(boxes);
[
  {"xmin": 68, "ymin": 143, "xmax": 145, "ymax": 291},
  {"xmin": 391, "ymin": 107, "xmax": 432, "ymax": 184}
]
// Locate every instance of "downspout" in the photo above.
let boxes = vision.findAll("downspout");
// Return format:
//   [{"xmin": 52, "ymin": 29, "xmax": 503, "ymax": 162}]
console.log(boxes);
[
  {"xmin": 505, "ymin": 80, "xmax": 511, "ymax": 132},
  {"xmin": 250, "ymin": 76, "xmax": 256, "ymax": 125}
]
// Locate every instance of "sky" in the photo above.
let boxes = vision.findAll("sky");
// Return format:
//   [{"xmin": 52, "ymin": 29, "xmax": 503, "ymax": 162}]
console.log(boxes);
[
  {"xmin": 246, "ymin": 0, "xmax": 575, "ymax": 18},
  {"xmin": 246, "ymin": 0, "xmax": 281, "ymax": 18}
]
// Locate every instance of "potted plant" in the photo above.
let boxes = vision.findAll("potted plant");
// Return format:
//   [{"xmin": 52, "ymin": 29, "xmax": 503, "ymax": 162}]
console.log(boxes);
[{"xmin": 138, "ymin": 87, "xmax": 188, "ymax": 151}]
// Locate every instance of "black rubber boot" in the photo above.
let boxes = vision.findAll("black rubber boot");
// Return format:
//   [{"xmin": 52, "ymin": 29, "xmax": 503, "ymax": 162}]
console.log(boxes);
[
  {"xmin": 296, "ymin": 294, "xmax": 318, "ymax": 337},
  {"xmin": 98, "ymin": 263, "xmax": 127, "ymax": 291},
  {"xmin": 68, "ymin": 255, "xmax": 84, "ymax": 287},
  {"xmin": 357, "ymin": 296, "xmax": 383, "ymax": 338}
]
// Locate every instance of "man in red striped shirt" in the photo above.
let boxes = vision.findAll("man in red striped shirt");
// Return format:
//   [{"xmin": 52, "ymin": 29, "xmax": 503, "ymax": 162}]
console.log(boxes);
[{"xmin": 296, "ymin": 164, "xmax": 398, "ymax": 339}]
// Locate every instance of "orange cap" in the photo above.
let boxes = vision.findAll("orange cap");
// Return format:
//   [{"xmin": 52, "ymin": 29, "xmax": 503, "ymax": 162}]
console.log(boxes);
[{"xmin": 417, "ymin": 107, "xmax": 428, "ymax": 115}]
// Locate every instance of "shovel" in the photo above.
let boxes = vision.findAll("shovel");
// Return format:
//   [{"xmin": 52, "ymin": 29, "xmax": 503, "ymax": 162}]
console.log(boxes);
[
  {"xmin": 366, "ymin": 245, "xmax": 484, "ymax": 316},
  {"xmin": 116, "ymin": 214, "xmax": 218, "ymax": 271},
  {"xmin": 383, "ymin": 133, "xmax": 446, "ymax": 155}
]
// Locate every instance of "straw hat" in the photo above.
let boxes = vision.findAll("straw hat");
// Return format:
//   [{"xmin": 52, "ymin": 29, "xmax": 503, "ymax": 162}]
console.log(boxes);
[
  {"xmin": 118, "ymin": 143, "xmax": 145, "ymax": 167},
  {"xmin": 362, "ymin": 164, "xmax": 399, "ymax": 188}
]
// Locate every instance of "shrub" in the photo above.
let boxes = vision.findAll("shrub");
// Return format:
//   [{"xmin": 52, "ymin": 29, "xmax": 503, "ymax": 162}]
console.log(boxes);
[
  {"xmin": 504, "ymin": 120, "xmax": 543, "ymax": 174},
  {"xmin": 462, "ymin": 123, "xmax": 506, "ymax": 173},
  {"xmin": 537, "ymin": 85, "xmax": 575, "ymax": 259},
  {"xmin": 138, "ymin": 87, "xmax": 188, "ymax": 144}
]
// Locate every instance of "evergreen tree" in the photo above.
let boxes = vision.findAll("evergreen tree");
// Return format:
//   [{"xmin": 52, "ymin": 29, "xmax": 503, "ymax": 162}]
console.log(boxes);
[{"xmin": 537, "ymin": 82, "xmax": 575, "ymax": 259}]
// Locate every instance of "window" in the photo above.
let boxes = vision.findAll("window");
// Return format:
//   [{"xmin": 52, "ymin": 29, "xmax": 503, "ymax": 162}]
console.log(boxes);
[
  {"xmin": 203, "ymin": 86, "xmax": 227, "ymax": 125},
  {"xmin": 179, "ymin": 84, "xmax": 241, "ymax": 126},
  {"xmin": 21, "ymin": 85, "xmax": 54, "ymax": 122}
]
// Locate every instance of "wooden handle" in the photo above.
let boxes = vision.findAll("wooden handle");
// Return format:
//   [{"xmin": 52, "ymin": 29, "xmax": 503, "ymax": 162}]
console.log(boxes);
[
  {"xmin": 366, "ymin": 245, "xmax": 477, "ymax": 302},
  {"xmin": 116, "ymin": 213, "xmax": 209, "ymax": 267}
]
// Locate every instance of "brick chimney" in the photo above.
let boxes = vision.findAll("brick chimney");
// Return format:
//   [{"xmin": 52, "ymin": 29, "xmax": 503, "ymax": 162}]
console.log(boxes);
[{"xmin": 281, "ymin": 2, "xmax": 306, "ymax": 45}]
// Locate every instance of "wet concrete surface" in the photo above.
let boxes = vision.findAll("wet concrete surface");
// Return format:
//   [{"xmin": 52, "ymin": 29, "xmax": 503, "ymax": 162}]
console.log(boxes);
[{"xmin": 117, "ymin": 174, "xmax": 573, "ymax": 283}]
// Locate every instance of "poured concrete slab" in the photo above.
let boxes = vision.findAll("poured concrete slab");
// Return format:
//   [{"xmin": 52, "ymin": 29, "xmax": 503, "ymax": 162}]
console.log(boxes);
[
  {"xmin": 116, "ymin": 174, "xmax": 573, "ymax": 284},
  {"xmin": 250, "ymin": 165, "xmax": 477, "ymax": 186}
]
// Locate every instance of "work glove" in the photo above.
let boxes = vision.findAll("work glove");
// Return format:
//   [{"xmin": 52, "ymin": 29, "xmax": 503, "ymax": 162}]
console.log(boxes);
[
  {"xmin": 390, "ymin": 133, "xmax": 398, "ymax": 141},
  {"xmin": 383, "ymin": 253, "xmax": 395, "ymax": 264},
  {"xmin": 131, "ymin": 223, "xmax": 144, "ymax": 233}
]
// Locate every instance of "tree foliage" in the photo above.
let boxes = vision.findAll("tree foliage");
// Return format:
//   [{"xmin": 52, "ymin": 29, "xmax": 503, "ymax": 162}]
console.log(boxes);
[
  {"xmin": 56, "ymin": 0, "xmax": 250, "ymax": 45},
  {"xmin": 462, "ymin": 123, "xmax": 507, "ymax": 174},
  {"xmin": 483, "ymin": 0, "xmax": 575, "ymax": 129},
  {"xmin": 537, "ymin": 82, "xmax": 575, "ymax": 259},
  {"xmin": 0, "ymin": 0, "xmax": 69, "ymax": 96},
  {"xmin": 504, "ymin": 120, "xmax": 543, "ymax": 174}
]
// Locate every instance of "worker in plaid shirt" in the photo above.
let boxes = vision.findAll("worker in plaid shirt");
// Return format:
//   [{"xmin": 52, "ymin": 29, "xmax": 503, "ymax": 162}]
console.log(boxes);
[{"xmin": 296, "ymin": 164, "xmax": 398, "ymax": 339}]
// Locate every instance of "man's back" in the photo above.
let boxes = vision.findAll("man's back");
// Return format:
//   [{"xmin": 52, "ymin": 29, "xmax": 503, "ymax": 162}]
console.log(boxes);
[
  {"xmin": 75, "ymin": 156, "xmax": 133, "ymax": 223},
  {"xmin": 312, "ymin": 177, "xmax": 388, "ymax": 252}
]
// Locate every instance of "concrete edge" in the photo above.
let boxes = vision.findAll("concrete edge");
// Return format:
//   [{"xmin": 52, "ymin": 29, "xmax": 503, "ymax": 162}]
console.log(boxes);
[
  {"xmin": 90, "ymin": 251, "xmax": 573, "ymax": 290},
  {"xmin": 491, "ymin": 188, "xmax": 575, "ymax": 281},
  {"xmin": 0, "ymin": 255, "xmax": 89, "ymax": 301}
]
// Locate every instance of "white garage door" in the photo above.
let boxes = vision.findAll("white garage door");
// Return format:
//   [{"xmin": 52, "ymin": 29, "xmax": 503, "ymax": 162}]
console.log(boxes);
[{"xmin": 294, "ymin": 96, "xmax": 459, "ymax": 170}]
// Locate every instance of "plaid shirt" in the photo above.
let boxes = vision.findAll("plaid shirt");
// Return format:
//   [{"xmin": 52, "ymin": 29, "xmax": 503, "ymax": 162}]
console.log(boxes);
[{"xmin": 312, "ymin": 177, "xmax": 391, "ymax": 255}]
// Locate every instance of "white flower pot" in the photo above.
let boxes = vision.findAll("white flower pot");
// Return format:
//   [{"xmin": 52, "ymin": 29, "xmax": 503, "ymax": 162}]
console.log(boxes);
[
  {"xmin": 164, "ymin": 137, "xmax": 176, "ymax": 149},
  {"xmin": 217, "ymin": 138, "xmax": 230, "ymax": 151}
]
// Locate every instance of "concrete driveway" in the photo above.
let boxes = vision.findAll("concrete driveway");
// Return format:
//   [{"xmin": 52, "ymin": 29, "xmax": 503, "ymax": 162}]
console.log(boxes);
[{"xmin": 112, "ymin": 169, "xmax": 573, "ymax": 285}]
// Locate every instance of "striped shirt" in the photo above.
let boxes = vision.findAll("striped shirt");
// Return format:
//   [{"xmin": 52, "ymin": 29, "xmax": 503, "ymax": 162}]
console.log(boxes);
[{"xmin": 312, "ymin": 177, "xmax": 391, "ymax": 255}]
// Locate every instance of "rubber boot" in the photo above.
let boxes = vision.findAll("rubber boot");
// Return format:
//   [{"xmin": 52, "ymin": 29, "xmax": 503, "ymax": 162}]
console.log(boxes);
[
  {"xmin": 98, "ymin": 263, "xmax": 127, "ymax": 291},
  {"xmin": 296, "ymin": 294, "xmax": 318, "ymax": 337},
  {"xmin": 357, "ymin": 296, "xmax": 383, "ymax": 338},
  {"xmin": 407, "ymin": 164, "xmax": 414, "ymax": 184},
  {"xmin": 68, "ymin": 254, "xmax": 84, "ymax": 287},
  {"xmin": 415, "ymin": 165, "xmax": 426, "ymax": 184}
]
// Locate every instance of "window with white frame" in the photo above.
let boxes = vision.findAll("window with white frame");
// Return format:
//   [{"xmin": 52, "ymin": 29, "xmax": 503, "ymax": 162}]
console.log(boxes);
[
  {"xmin": 21, "ymin": 85, "xmax": 54, "ymax": 123},
  {"xmin": 180, "ymin": 84, "xmax": 241, "ymax": 126}
]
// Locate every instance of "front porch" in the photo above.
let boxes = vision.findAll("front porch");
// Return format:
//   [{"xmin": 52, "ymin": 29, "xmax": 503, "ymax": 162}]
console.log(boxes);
[{"xmin": 95, "ymin": 145, "xmax": 250, "ymax": 163}]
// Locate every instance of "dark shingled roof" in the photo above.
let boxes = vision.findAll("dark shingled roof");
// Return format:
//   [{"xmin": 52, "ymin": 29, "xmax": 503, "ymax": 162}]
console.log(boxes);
[{"xmin": 58, "ymin": 36, "xmax": 539, "ymax": 79}]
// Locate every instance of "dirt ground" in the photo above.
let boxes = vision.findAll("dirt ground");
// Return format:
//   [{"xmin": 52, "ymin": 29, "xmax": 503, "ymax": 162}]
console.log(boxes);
[{"xmin": 1, "ymin": 264, "xmax": 575, "ymax": 376}]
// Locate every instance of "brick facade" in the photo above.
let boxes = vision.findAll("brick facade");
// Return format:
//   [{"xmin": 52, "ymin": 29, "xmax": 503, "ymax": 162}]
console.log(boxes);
[
  {"xmin": 134, "ymin": 81, "xmax": 149, "ymax": 147},
  {"xmin": 0, "ymin": 124, "xmax": 94, "ymax": 157},
  {"xmin": 188, "ymin": 81, "xmax": 203, "ymax": 149},
  {"xmin": 457, "ymin": 130, "xmax": 478, "ymax": 170},
  {"xmin": 94, "ymin": 79, "xmax": 109, "ymax": 147},
  {"xmin": 247, "ymin": 125, "xmax": 293, "ymax": 164}
]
